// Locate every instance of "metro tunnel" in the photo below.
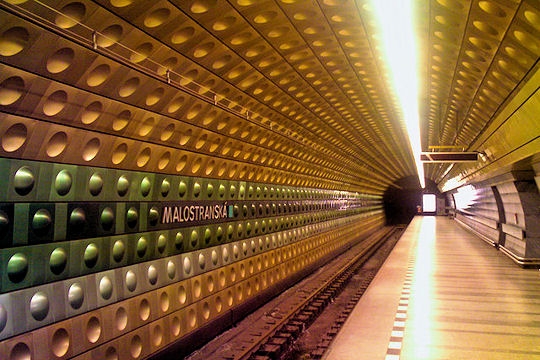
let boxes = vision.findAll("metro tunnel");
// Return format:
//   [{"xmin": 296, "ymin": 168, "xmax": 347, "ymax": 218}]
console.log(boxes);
[{"xmin": 0, "ymin": 0, "xmax": 539, "ymax": 359}]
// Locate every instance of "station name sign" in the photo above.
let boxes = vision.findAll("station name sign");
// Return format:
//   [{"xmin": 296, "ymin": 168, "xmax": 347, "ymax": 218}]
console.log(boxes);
[{"xmin": 161, "ymin": 202, "xmax": 234, "ymax": 225}]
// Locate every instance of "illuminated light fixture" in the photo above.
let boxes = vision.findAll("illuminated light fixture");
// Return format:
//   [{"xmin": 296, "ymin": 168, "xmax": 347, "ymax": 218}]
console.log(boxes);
[
  {"xmin": 370, "ymin": 0, "xmax": 425, "ymax": 188},
  {"xmin": 420, "ymin": 152, "xmax": 479, "ymax": 162}
]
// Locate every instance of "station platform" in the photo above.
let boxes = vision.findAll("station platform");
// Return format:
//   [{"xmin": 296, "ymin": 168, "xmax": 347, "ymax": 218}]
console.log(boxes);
[{"xmin": 323, "ymin": 216, "xmax": 540, "ymax": 360}]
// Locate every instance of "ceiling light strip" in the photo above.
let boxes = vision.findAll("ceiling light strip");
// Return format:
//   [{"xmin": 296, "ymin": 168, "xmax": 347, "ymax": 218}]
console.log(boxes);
[{"xmin": 370, "ymin": 0, "xmax": 426, "ymax": 188}]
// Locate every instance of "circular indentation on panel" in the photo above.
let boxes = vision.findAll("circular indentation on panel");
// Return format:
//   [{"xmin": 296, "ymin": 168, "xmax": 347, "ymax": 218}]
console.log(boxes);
[
  {"xmin": 97, "ymin": 24, "xmax": 123, "ymax": 47},
  {"xmin": 7, "ymin": 252, "xmax": 28, "ymax": 283},
  {"xmin": 118, "ymin": 77, "xmax": 139, "ymax": 97},
  {"xmin": 87, "ymin": 64, "xmax": 111, "ymax": 87},
  {"xmin": 207, "ymin": 275, "xmax": 215, "ymax": 293},
  {"xmin": 55, "ymin": 169, "xmax": 72, "ymax": 196},
  {"xmin": 194, "ymin": 42, "xmax": 214, "ymax": 58},
  {"xmin": 144, "ymin": 8, "xmax": 170, "ymax": 28},
  {"xmin": 30, "ymin": 291, "xmax": 49, "ymax": 321},
  {"xmin": 148, "ymin": 206, "xmax": 160, "ymax": 226},
  {"xmin": 81, "ymin": 101, "xmax": 102, "ymax": 124},
  {"xmin": 82, "ymin": 137, "xmax": 101, "ymax": 161},
  {"xmin": 68, "ymin": 282, "xmax": 84, "ymax": 309},
  {"xmin": 100, "ymin": 207, "xmax": 114, "ymax": 231},
  {"xmin": 193, "ymin": 279, "xmax": 202, "ymax": 298},
  {"xmin": 113, "ymin": 110, "xmax": 131, "ymax": 132},
  {"xmin": 2, "ymin": 123, "xmax": 27, "ymax": 152},
  {"xmin": 47, "ymin": 47, "xmax": 75, "ymax": 74},
  {"xmin": 46, "ymin": 131, "xmax": 68, "ymax": 157},
  {"xmin": 183, "ymin": 257, "xmax": 192, "ymax": 275},
  {"xmin": 131, "ymin": 42, "xmax": 152, "ymax": 63},
  {"xmin": 211, "ymin": 249, "xmax": 219, "ymax": 266},
  {"xmin": 157, "ymin": 234, "xmax": 167, "ymax": 254},
  {"xmin": 203, "ymin": 228, "xmax": 212, "ymax": 245},
  {"xmin": 111, "ymin": 143, "xmax": 128, "ymax": 165},
  {"xmin": 1, "ymin": 76, "xmax": 26, "ymax": 107},
  {"xmin": 190, "ymin": 0, "xmax": 217, "ymax": 13},
  {"xmin": 159, "ymin": 179, "xmax": 171, "ymax": 198},
  {"xmin": 99, "ymin": 276, "xmax": 113, "ymax": 300},
  {"xmin": 232, "ymin": 244, "xmax": 240, "ymax": 259},
  {"xmin": 176, "ymin": 155, "xmax": 188, "ymax": 172},
  {"xmin": 514, "ymin": 30, "xmax": 539, "ymax": 53},
  {"xmin": 206, "ymin": 183, "xmax": 214, "ymax": 198},
  {"xmin": 202, "ymin": 301, "xmax": 210, "ymax": 320},
  {"xmin": 86, "ymin": 316, "xmax": 101, "ymax": 343},
  {"xmin": 171, "ymin": 316, "xmax": 181, "ymax": 336},
  {"xmin": 160, "ymin": 291, "xmax": 170, "ymax": 313},
  {"xmin": 105, "ymin": 346, "xmax": 118, "ymax": 360},
  {"xmin": 190, "ymin": 229, "xmax": 199, "ymax": 248},
  {"xmin": 175, "ymin": 232, "xmax": 184, "ymax": 250},
  {"xmin": 254, "ymin": 10, "xmax": 277, "ymax": 24},
  {"xmin": 136, "ymin": 237, "xmax": 148, "ymax": 258},
  {"xmin": 139, "ymin": 117, "xmax": 156, "ymax": 137},
  {"xmin": 212, "ymin": 54, "xmax": 232, "ymax": 70},
  {"xmin": 222, "ymin": 246, "xmax": 229, "ymax": 262},
  {"xmin": 139, "ymin": 298, "xmax": 150, "ymax": 321},
  {"xmin": 468, "ymin": 36, "xmax": 492, "ymax": 51},
  {"xmin": 52, "ymin": 327, "xmax": 70, "ymax": 357},
  {"xmin": 158, "ymin": 151, "xmax": 171, "ymax": 170},
  {"xmin": 43, "ymin": 90, "xmax": 67, "ymax": 116},
  {"xmin": 153, "ymin": 324, "xmax": 164, "ymax": 346},
  {"xmin": 213, "ymin": 16, "xmax": 236, "ymax": 31},
  {"xmin": 198, "ymin": 253, "xmax": 206, "ymax": 270},
  {"xmin": 178, "ymin": 285, "xmax": 187, "ymax": 304},
  {"xmin": 188, "ymin": 308, "xmax": 197, "ymax": 329},
  {"xmin": 218, "ymin": 270, "xmax": 226, "ymax": 288},
  {"xmin": 171, "ymin": 27, "xmax": 195, "ymax": 44},
  {"xmin": 137, "ymin": 147, "xmax": 152, "ymax": 167},
  {"xmin": 125, "ymin": 270, "xmax": 137, "ymax": 292},
  {"xmin": 126, "ymin": 207, "xmax": 138, "ymax": 229},
  {"xmin": 130, "ymin": 334, "xmax": 143, "ymax": 358},
  {"xmin": 0, "ymin": 303, "xmax": 7, "ymax": 332},
  {"xmin": 84, "ymin": 243, "xmax": 99, "ymax": 268},
  {"xmin": 193, "ymin": 182, "xmax": 201, "ymax": 197},
  {"xmin": 13, "ymin": 166, "xmax": 34, "ymax": 195},
  {"xmin": 160, "ymin": 123, "xmax": 175, "ymax": 142},
  {"xmin": 139, "ymin": 176, "xmax": 151, "ymax": 197},
  {"xmin": 0, "ymin": 27, "xmax": 29, "ymax": 57},
  {"xmin": 86, "ymin": 173, "xmax": 103, "ymax": 197},
  {"xmin": 117, "ymin": 175, "xmax": 129, "ymax": 196},
  {"xmin": 56, "ymin": 2, "xmax": 85, "ymax": 28},
  {"xmin": 473, "ymin": 20, "xmax": 498, "ymax": 36},
  {"xmin": 524, "ymin": 10, "xmax": 540, "ymax": 31},
  {"xmin": 49, "ymin": 247, "xmax": 67, "ymax": 275},
  {"xmin": 478, "ymin": 1, "xmax": 506, "ymax": 17},
  {"xmin": 167, "ymin": 260, "xmax": 176, "ymax": 279},
  {"xmin": 9, "ymin": 342, "xmax": 32, "ymax": 360},
  {"xmin": 32, "ymin": 208, "xmax": 52, "ymax": 235},
  {"xmin": 115, "ymin": 306, "xmax": 128, "ymax": 331},
  {"xmin": 148, "ymin": 265, "xmax": 158, "ymax": 285},
  {"xmin": 178, "ymin": 180, "xmax": 187, "ymax": 197},
  {"xmin": 167, "ymin": 97, "xmax": 185, "ymax": 113}
]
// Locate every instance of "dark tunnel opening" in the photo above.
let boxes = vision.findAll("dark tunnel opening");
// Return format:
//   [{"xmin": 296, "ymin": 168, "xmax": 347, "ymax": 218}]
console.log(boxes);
[{"xmin": 383, "ymin": 176, "xmax": 442, "ymax": 225}]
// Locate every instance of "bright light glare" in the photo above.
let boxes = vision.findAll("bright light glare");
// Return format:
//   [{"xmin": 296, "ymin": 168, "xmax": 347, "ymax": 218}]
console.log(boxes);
[
  {"xmin": 453, "ymin": 185, "xmax": 478, "ymax": 210},
  {"xmin": 422, "ymin": 194, "xmax": 436, "ymax": 212},
  {"xmin": 371, "ymin": 0, "xmax": 425, "ymax": 188}
]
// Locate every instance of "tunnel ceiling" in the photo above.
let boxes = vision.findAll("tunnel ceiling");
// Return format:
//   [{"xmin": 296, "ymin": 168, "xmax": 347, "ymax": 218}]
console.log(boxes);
[{"xmin": 0, "ymin": 0, "xmax": 539, "ymax": 195}]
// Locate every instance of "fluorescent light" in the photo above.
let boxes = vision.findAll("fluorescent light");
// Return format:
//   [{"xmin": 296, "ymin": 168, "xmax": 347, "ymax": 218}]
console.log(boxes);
[{"xmin": 370, "ymin": 0, "xmax": 425, "ymax": 188}]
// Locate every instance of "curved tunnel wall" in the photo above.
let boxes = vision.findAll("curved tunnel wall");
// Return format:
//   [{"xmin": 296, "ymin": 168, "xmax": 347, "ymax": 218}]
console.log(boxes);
[
  {"xmin": 0, "ymin": 3, "xmax": 388, "ymax": 359},
  {"xmin": 0, "ymin": 0, "xmax": 539, "ymax": 359},
  {"xmin": 449, "ymin": 165, "xmax": 540, "ymax": 266}
]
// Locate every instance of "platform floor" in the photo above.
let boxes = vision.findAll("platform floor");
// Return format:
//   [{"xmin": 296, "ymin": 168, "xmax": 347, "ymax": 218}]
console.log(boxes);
[{"xmin": 324, "ymin": 216, "xmax": 540, "ymax": 360}]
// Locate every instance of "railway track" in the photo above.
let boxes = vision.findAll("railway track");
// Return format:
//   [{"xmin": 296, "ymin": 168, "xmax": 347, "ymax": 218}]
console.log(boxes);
[{"xmin": 185, "ymin": 225, "xmax": 404, "ymax": 360}]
